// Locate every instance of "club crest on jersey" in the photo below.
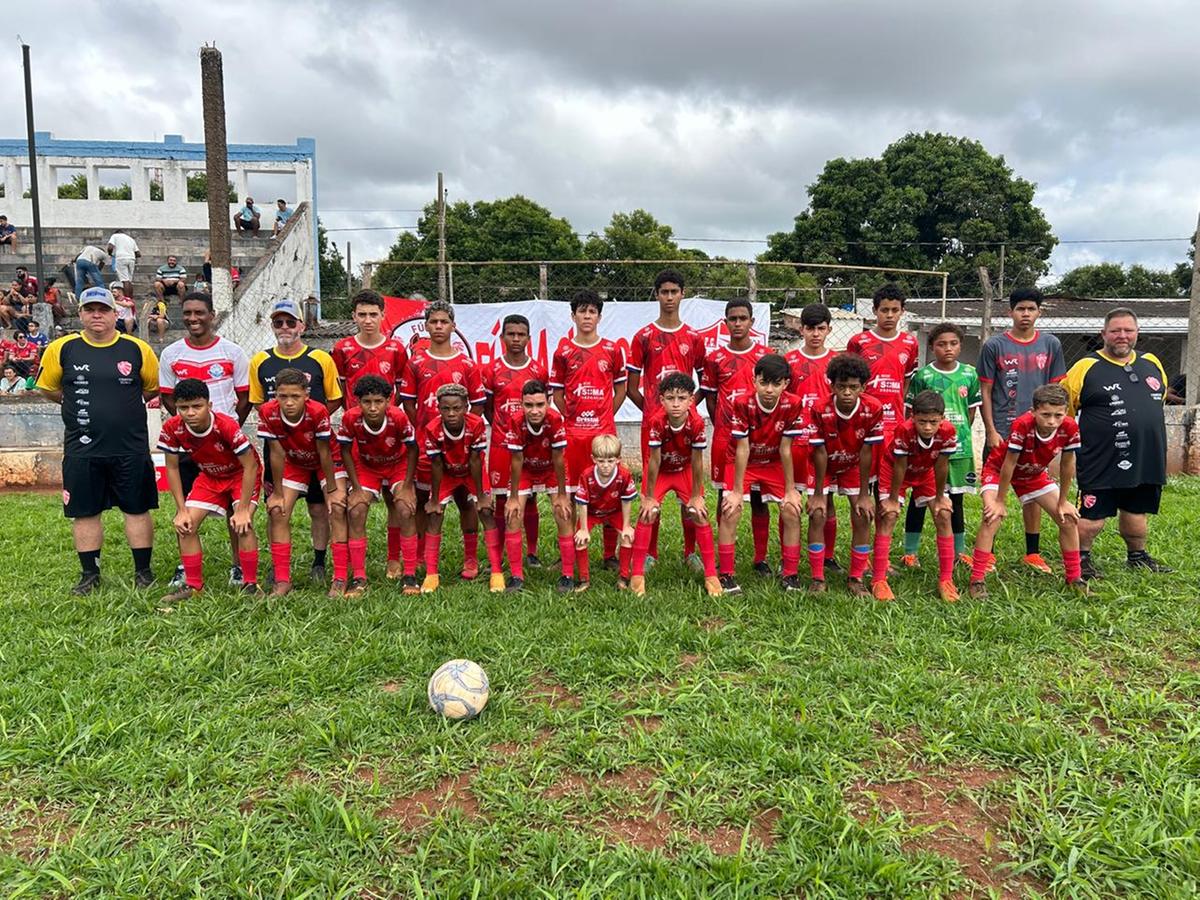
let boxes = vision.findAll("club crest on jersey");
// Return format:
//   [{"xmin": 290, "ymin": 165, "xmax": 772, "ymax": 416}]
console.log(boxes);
[
  {"xmin": 1035, "ymin": 353, "xmax": 1048, "ymax": 368},
  {"xmin": 62, "ymin": 489, "xmax": 70, "ymax": 505},
  {"xmin": 899, "ymin": 352, "xmax": 909, "ymax": 364},
  {"xmin": 1146, "ymin": 376, "xmax": 1161, "ymax": 391},
  {"xmin": 958, "ymin": 386, "xmax": 969, "ymax": 397},
  {"xmin": 208, "ymin": 363, "xmax": 224, "ymax": 379},
  {"xmin": 380, "ymin": 361, "xmax": 391, "ymax": 375},
  {"xmin": 598, "ymin": 360, "xmax": 609, "ymax": 373},
  {"xmin": 117, "ymin": 360, "xmax": 133, "ymax": 376},
  {"xmin": 1081, "ymin": 494, "xmax": 1096, "ymax": 508},
  {"xmin": 385, "ymin": 436, "xmax": 396, "ymax": 448},
  {"xmin": 452, "ymin": 372, "xmax": 463, "ymax": 384}
]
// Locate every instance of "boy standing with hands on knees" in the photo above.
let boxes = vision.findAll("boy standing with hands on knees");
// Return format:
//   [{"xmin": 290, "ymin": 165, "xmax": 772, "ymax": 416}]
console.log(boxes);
[{"xmin": 572, "ymin": 435, "xmax": 638, "ymax": 591}]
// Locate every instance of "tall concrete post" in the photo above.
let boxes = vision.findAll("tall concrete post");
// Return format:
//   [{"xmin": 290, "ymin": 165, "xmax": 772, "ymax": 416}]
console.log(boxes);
[{"xmin": 200, "ymin": 46, "xmax": 233, "ymax": 313}]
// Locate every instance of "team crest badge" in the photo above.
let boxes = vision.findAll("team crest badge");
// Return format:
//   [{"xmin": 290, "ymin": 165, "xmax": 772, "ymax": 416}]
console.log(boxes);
[
  {"xmin": 899, "ymin": 352, "xmax": 909, "ymax": 364},
  {"xmin": 62, "ymin": 489, "xmax": 71, "ymax": 505},
  {"xmin": 1036, "ymin": 353, "xmax": 1048, "ymax": 368},
  {"xmin": 1146, "ymin": 376, "xmax": 1161, "ymax": 391},
  {"xmin": 1082, "ymin": 494, "xmax": 1096, "ymax": 509},
  {"xmin": 117, "ymin": 360, "xmax": 133, "ymax": 376},
  {"xmin": 380, "ymin": 361, "xmax": 391, "ymax": 375},
  {"xmin": 958, "ymin": 386, "xmax": 969, "ymax": 397},
  {"xmin": 599, "ymin": 360, "xmax": 609, "ymax": 373},
  {"xmin": 452, "ymin": 372, "xmax": 463, "ymax": 384}
]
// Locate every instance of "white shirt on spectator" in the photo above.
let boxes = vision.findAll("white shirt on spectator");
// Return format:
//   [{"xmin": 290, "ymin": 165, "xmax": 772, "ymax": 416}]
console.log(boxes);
[
  {"xmin": 106, "ymin": 233, "xmax": 140, "ymax": 260},
  {"xmin": 77, "ymin": 245, "xmax": 110, "ymax": 266}
]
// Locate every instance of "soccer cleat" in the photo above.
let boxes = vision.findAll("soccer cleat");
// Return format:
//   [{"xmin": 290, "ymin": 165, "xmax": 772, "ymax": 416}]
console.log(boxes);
[
  {"xmin": 420, "ymin": 573, "xmax": 440, "ymax": 594},
  {"xmin": 629, "ymin": 575, "xmax": 646, "ymax": 597},
  {"xmin": 825, "ymin": 557, "xmax": 843, "ymax": 572},
  {"xmin": 781, "ymin": 575, "xmax": 804, "ymax": 592},
  {"xmin": 168, "ymin": 565, "xmax": 186, "ymax": 589},
  {"xmin": 461, "ymin": 557, "xmax": 480, "ymax": 580},
  {"xmin": 505, "ymin": 577, "xmax": 526, "ymax": 594},
  {"xmin": 1068, "ymin": 579, "xmax": 1090, "ymax": 595},
  {"xmin": 271, "ymin": 580, "xmax": 293, "ymax": 597},
  {"xmin": 871, "ymin": 580, "xmax": 896, "ymax": 602},
  {"xmin": 240, "ymin": 582, "xmax": 263, "ymax": 596},
  {"xmin": 327, "ymin": 579, "xmax": 346, "ymax": 598},
  {"xmin": 344, "ymin": 577, "xmax": 368, "ymax": 599},
  {"xmin": 575, "ymin": 580, "xmax": 591, "ymax": 594},
  {"xmin": 685, "ymin": 552, "xmax": 704, "ymax": 574},
  {"xmin": 616, "ymin": 576, "xmax": 630, "ymax": 591},
  {"xmin": 229, "ymin": 565, "xmax": 244, "ymax": 586},
  {"xmin": 525, "ymin": 554, "xmax": 542, "ymax": 569},
  {"xmin": 1079, "ymin": 555, "xmax": 1101, "ymax": 582},
  {"xmin": 309, "ymin": 563, "xmax": 326, "ymax": 585},
  {"xmin": 847, "ymin": 578, "xmax": 869, "ymax": 598},
  {"xmin": 134, "ymin": 568, "xmax": 156, "ymax": 589},
  {"xmin": 968, "ymin": 580, "xmax": 988, "ymax": 599},
  {"xmin": 752, "ymin": 561, "xmax": 772, "ymax": 577},
  {"xmin": 71, "ymin": 572, "xmax": 102, "ymax": 596},
  {"xmin": 704, "ymin": 575, "xmax": 723, "ymax": 597},
  {"xmin": 602, "ymin": 557, "xmax": 620, "ymax": 572},
  {"xmin": 900, "ymin": 554, "xmax": 920, "ymax": 569},
  {"xmin": 956, "ymin": 552, "xmax": 974, "ymax": 568},
  {"xmin": 643, "ymin": 555, "xmax": 657, "ymax": 571},
  {"xmin": 939, "ymin": 580, "xmax": 960, "ymax": 603},
  {"xmin": 160, "ymin": 585, "xmax": 197, "ymax": 605},
  {"xmin": 809, "ymin": 579, "xmax": 827, "ymax": 594},
  {"xmin": 1127, "ymin": 553, "xmax": 1174, "ymax": 573},
  {"xmin": 556, "ymin": 575, "xmax": 575, "ymax": 594},
  {"xmin": 386, "ymin": 559, "xmax": 403, "ymax": 580},
  {"xmin": 402, "ymin": 575, "xmax": 420, "ymax": 595},
  {"xmin": 718, "ymin": 574, "xmax": 742, "ymax": 595},
  {"xmin": 489, "ymin": 573, "xmax": 506, "ymax": 593},
  {"xmin": 1022, "ymin": 553, "xmax": 1054, "ymax": 575}
]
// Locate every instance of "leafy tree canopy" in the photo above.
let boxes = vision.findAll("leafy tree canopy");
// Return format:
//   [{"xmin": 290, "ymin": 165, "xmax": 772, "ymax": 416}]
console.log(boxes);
[{"xmin": 1051, "ymin": 262, "xmax": 1189, "ymax": 298}]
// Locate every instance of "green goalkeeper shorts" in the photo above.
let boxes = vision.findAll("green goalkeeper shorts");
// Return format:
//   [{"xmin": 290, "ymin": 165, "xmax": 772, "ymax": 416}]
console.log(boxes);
[{"xmin": 948, "ymin": 456, "xmax": 977, "ymax": 493}]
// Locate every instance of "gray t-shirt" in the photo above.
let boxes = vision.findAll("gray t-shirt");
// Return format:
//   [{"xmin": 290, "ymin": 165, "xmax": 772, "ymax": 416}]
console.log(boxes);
[{"xmin": 977, "ymin": 330, "xmax": 1066, "ymax": 441}]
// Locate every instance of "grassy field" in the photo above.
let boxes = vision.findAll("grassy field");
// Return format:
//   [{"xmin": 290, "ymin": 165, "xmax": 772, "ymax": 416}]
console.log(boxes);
[{"xmin": 0, "ymin": 482, "xmax": 1197, "ymax": 899}]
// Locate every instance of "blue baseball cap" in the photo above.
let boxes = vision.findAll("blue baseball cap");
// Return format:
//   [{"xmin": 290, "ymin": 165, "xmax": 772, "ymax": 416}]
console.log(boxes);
[
  {"xmin": 78, "ymin": 286, "xmax": 116, "ymax": 309},
  {"xmin": 269, "ymin": 298, "xmax": 302, "ymax": 319}
]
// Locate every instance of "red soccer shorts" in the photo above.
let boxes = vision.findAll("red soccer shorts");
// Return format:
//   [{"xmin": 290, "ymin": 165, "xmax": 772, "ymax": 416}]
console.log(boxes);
[
  {"xmin": 356, "ymin": 461, "xmax": 409, "ymax": 498},
  {"xmin": 488, "ymin": 441, "xmax": 513, "ymax": 494},
  {"xmin": 649, "ymin": 468, "xmax": 694, "ymax": 503},
  {"xmin": 710, "ymin": 428, "xmax": 731, "ymax": 488},
  {"xmin": 727, "ymin": 463, "xmax": 792, "ymax": 502},
  {"xmin": 518, "ymin": 468, "xmax": 559, "ymax": 495},
  {"xmin": 186, "ymin": 470, "xmax": 261, "ymax": 516},
  {"xmin": 808, "ymin": 464, "xmax": 865, "ymax": 496},
  {"xmin": 565, "ymin": 430, "xmax": 604, "ymax": 491},
  {"xmin": 980, "ymin": 466, "xmax": 1057, "ymax": 505},
  {"xmin": 791, "ymin": 441, "xmax": 809, "ymax": 492},
  {"xmin": 282, "ymin": 461, "xmax": 329, "ymax": 493},
  {"xmin": 436, "ymin": 473, "xmax": 487, "ymax": 506},
  {"xmin": 877, "ymin": 459, "xmax": 938, "ymax": 507}
]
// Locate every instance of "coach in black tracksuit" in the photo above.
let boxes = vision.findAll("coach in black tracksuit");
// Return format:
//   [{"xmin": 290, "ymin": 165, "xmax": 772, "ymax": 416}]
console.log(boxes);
[{"xmin": 1063, "ymin": 307, "xmax": 1171, "ymax": 581}]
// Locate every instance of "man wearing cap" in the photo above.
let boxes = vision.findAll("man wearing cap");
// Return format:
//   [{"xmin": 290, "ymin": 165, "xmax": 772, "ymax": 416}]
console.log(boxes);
[
  {"xmin": 248, "ymin": 298, "xmax": 343, "ymax": 582},
  {"xmin": 234, "ymin": 198, "xmax": 262, "ymax": 235},
  {"xmin": 35, "ymin": 287, "xmax": 160, "ymax": 595},
  {"xmin": 273, "ymin": 200, "xmax": 292, "ymax": 237}
]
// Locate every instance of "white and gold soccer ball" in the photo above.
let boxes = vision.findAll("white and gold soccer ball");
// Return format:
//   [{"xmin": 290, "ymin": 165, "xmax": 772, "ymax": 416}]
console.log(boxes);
[{"xmin": 427, "ymin": 659, "xmax": 490, "ymax": 721}]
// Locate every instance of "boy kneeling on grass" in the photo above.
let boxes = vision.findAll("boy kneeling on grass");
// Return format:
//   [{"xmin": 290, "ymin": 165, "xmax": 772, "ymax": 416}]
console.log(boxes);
[
  {"xmin": 422, "ymin": 383, "xmax": 502, "ymax": 594},
  {"xmin": 336, "ymin": 375, "xmax": 419, "ymax": 598},
  {"xmin": 260, "ymin": 368, "xmax": 345, "ymax": 596},
  {"xmin": 572, "ymin": 434, "xmax": 637, "ymax": 592},
  {"xmin": 632, "ymin": 373, "xmax": 722, "ymax": 598},
  {"xmin": 874, "ymin": 390, "xmax": 960, "ymax": 603},
  {"xmin": 504, "ymin": 379, "xmax": 573, "ymax": 593},
  {"xmin": 159, "ymin": 378, "xmax": 261, "ymax": 604},
  {"xmin": 969, "ymin": 384, "xmax": 1086, "ymax": 597}
]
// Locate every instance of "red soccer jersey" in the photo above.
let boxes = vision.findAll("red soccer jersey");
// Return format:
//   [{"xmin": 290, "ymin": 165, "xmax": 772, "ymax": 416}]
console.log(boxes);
[
  {"xmin": 399, "ymin": 348, "xmax": 485, "ymax": 430},
  {"xmin": 505, "ymin": 407, "xmax": 568, "ymax": 477},
  {"xmin": 483, "ymin": 356, "xmax": 547, "ymax": 438},
  {"xmin": 846, "ymin": 329, "xmax": 919, "ymax": 431},
  {"xmin": 985, "ymin": 410, "xmax": 1081, "ymax": 480},
  {"xmin": 336, "ymin": 405, "xmax": 415, "ymax": 470},
  {"xmin": 10, "ymin": 340, "xmax": 39, "ymax": 365},
  {"xmin": 808, "ymin": 394, "xmax": 886, "ymax": 476},
  {"xmin": 158, "ymin": 411, "xmax": 256, "ymax": 478},
  {"xmin": 331, "ymin": 335, "xmax": 410, "ymax": 407},
  {"xmin": 729, "ymin": 391, "xmax": 807, "ymax": 468},
  {"xmin": 574, "ymin": 464, "xmax": 638, "ymax": 519},
  {"xmin": 700, "ymin": 344, "xmax": 768, "ymax": 437},
  {"xmin": 423, "ymin": 413, "xmax": 488, "ymax": 479},
  {"xmin": 646, "ymin": 407, "xmax": 707, "ymax": 475},
  {"xmin": 785, "ymin": 348, "xmax": 834, "ymax": 412},
  {"xmin": 627, "ymin": 322, "xmax": 706, "ymax": 420},
  {"xmin": 888, "ymin": 418, "xmax": 958, "ymax": 482},
  {"xmin": 549, "ymin": 337, "xmax": 626, "ymax": 435},
  {"xmin": 257, "ymin": 398, "xmax": 332, "ymax": 469}
]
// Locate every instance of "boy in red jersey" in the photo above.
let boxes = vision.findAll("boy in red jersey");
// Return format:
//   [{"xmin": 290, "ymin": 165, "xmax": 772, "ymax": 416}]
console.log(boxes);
[
  {"xmin": 572, "ymin": 434, "xmax": 637, "ymax": 591},
  {"xmin": 873, "ymin": 390, "xmax": 959, "ymax": 603},
  {"xmin": 336, "ymin": 375, "xmax": 418, "ymax": 598},
  {"xmin": 701, "ymin": 298, "xmax": 769, "ymax": 570},
  {"xmin": 488, "ymin": 314, "xmax": 549, "ymax": 568},
  {"xmin": 504, "ymin": 380, "xmax": 573, "ymax": 592},
  {"xmin": 785, "ymin": 303, "xmax": 839, "ymax": 571},
  {"xmin": 421, "ymin": 384, "xmax": 502, "ymax": 593},
  {"xmin": 258, "ymin": 368, "xmax": 344, "ymax": 597},
  {"xmin": 627, "ymin": 270, "xmax": 707, "ymax": 566},
  {"xmin": 717, "ymin": 354, "xmax": 808, "ymax": 594},
  {"xmin": 969, "ymin": 384, "xmax": 1085, "ymax": 597},
  {"xmin": 399, "ymin": 301, "xmax": 486, "ymax": 578},
  {"xmin": 332, "ymin": 290, "xmax": 411, "ymax": 580},
  {"xmin": 158, "ymin": 378, "xmax": 261, "ymax": 605},
  {"xmin": 551, "ymin": 290, "xmax": 627, "ymax": 567},
  {"xmin": 632, "ymin": 373, "xmax": 722, "ymax": 597},
  {"xmin": 806, "ymin": 354, "xmax": 883, "ymax": 596}
]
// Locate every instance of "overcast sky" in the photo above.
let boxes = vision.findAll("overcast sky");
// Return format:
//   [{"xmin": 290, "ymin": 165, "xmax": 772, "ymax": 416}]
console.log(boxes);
[{"xmin": 4, "ymin": 0, "xmax": 1198, "ymax": 281}]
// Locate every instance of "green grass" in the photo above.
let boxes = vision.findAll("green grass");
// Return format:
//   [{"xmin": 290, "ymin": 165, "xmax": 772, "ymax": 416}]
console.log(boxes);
[{"xmin": 0, "ymin": 481, "xmax": 1197, "ymax": 898}]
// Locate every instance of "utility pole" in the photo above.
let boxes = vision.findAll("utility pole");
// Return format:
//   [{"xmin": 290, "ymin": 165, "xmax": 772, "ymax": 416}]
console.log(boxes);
[
  {"xmin": 1186, "ymin": 212, "xmax": 1200, "ymax": 407},
  {"xmin": 200, "ymin": 46, "xmax": 233, "ymax": 314},
  {"xmin": 436, "ymin": 172, "xmax": 447, "ymax": 304},
  {"xmin": 21, "ymin": 43, "xmax": 45, "ymax": 303},
  {"xmin": 998, "ymin": 243, "xmax": 1006, "ymax": 301},
  {"xmin": 345, "ymin": 242, "xmax": 352, "ymax": 300},
  {"xmin": 978, "ymin": 266, "xmax": 994, "ymax": 345}
]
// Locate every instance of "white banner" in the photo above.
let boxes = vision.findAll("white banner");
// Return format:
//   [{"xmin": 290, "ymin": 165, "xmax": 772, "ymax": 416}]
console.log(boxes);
[{"xmin": 389, "ymin": 297, "xmax": 771, "ymax": 422}]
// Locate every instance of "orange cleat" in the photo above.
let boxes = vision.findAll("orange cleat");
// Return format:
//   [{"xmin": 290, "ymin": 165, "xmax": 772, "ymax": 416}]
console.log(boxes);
[
  {"xmin": 1022, "ymin": 553, "xmax": 1054, "ymax": 574},
  {"xmin": 629, "ymin": 575, "xmax": 646, "ymax": 597},
  {"xmin": 900, "ymin": 554, "xmax": 920, "ymax": 569},
  {"xmin": 872, "ymin": 579, "xmax": 895, "ymax": 602},
  {"xmin": 703, "ymin": 575, "xmax": 723, "ymax": 597},
  {"xmin": 939, "ymin": 579, "xmax": 960, "ymax": 603},
  {"xmin": 956, "ymin": 552, "xmax": 974, "ymax": 568}
]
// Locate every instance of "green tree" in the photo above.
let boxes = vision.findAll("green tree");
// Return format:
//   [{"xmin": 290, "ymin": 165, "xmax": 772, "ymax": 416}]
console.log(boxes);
[
  {"xmin": 57, "ymin": 173, "xmax": 88, "ymax": 199},
  {"xmin": 763, "ymin": 132, "xmax": 1057, "ymax": 295},
  {"xmin": 1052, "ymin": 262, "xmax": 1186, "ymax": 298},
  {"xmin": 318, "ymin": 220, "xmax": 357, "ymax": 309},
  {"xmin": 186, "ymin": 172, "xmax": 237, "ymax": 203},
  {"xmin": 584, "ymin": 209, "xmax": 686, "ymax": 260}
]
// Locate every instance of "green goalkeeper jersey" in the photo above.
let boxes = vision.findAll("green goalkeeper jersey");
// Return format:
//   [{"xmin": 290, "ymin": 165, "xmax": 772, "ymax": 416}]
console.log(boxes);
[{"xmin": 906, "ymin": 362, "xmax": 981, "ymax": 461}]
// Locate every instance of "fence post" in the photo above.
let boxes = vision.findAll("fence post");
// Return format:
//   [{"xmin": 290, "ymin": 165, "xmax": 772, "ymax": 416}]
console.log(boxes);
[
  {"xmin": 747, "ymin": 262, "xmax": 758, "ymax": 303},
  {"xmin": 361, "ymin": 262, "xmax": 373, "ymax": 289},
  {"xmin": 538, "ymin": 263, "xmax": 548, "ymax": 300},
  {"xmin": 1183, "ymin": 212, "xmax": 1200, "ymax": 473},
  {"xmin": 978, "ymin": 266, "xmax": 994, "ymax": 345}
]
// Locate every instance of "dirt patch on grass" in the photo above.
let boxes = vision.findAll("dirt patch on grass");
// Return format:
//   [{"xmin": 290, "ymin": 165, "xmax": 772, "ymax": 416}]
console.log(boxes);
[
  {"xmin": 0, "ymin": 802, "xmax": 77, "ymax": 862},
  {"xmin": 846, "ymin": 766, "xmax": 1040, "ymax": 898},
  {"xmin": 699, "ymin": 616, "xmax": 727, "ymax": 632},
  {"xmin": 489, "ymin": 740, "xmax": 523, "ymax": 757},
  {"xmin": 678, "ymin": 652, "xmax": 704, "ymax": 670},
  {"xmin": 691, "ymin": 808, "xmax": 781, "ymax": 855},
  {"xmin": 598, "ymin": 811, "xmax": 675, "ymax": 852},
  {"xmin": 1163, "ymin": 650, "xmax": 1200, "ymax": 673},
  {"xmin": 1087, "ymin": 715, "xmax": 1113, "ymax": 738},
  {"xmin": 354, "ymin": 765, "xmax": 384, "ymax": 785},
  {"xmin": 380, "ymin": 771, "xmax": 480, "ymax": 829},
  {"xmin": 623, "ymin": 714, "xmax": 664, "ymax": 734},
  {"xmin": 379, "ymin": 680, "xmax": 401, "ymax": 693},
  {"xmin": 285, "ymin": 767, "xmax": 318, "ymax": 786},
  {"xmin": 529, "ymin": 671, "xmax": 581, "ymax": 709}
]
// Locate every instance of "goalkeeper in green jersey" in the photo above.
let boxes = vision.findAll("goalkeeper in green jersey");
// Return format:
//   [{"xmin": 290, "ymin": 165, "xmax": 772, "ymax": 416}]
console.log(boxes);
[{"xmin": 900, "ymin": 323, "xmax": 981, "ymax": 567}]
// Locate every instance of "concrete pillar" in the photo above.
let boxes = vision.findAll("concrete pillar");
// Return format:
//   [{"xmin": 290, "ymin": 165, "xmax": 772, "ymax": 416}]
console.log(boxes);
[
  {"xmin": 87, "ymin": 164, "xmax": 100, "ymax": 200},
  {"xmin": 235, "ymin": 167, "xmax": 249, "ymax": 203},
  {"xmin": 162, "ymin": 160, "xmax": 186, "ymax": 207},
  {"xmin": 2, "ymin": 161, "xmax": 17, "ymax": 203},
  {"xmin": 294, "ymin": 165, "xmax": 308, "ymax": 203},
  {"xmin": 130, "ymin": 161, "xmax": 149, "ymax": 202}
]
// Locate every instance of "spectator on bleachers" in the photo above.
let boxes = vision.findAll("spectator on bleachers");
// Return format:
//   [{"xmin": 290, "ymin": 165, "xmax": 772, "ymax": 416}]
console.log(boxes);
[
  {"xmin": 42, "ymin": 277, "xmax": 66, "ymax": 329},
  {"xmin": 0, "ymin": 215, "xmax": 15, "ymax": 249},
  {"xmin": 75, "ymin": 244, "xmax": 110, "ymax": 296},
  {"xmin": 15, "ymin": 266, "xmax": 38, "ymax": 299},
  {"xmin": 7, "ymin": 330, "xmax": 39, "ymax": 376},
  {"xmin": 111, "ymin": 283, "xmax": 138, "ymax": 335},
  {"xmin": 105, "ymin": 229, "xmax": 140, "ymax": 299},
  {"xmin": 233, "ymin": 197, "xmax": 262, "ymax": 235},
  {"xmin": 0, "ymin": 363, "xmax": 25, "ymax": 395},
  {"xmin": 1, "ymin": 280, "xmax": 25, "ymax": 329},
  {"xmin": 24, "ymin": 318, "xmax": 48, "ymax": 351},
  {"xmin": 154, "ymin": 255, "xmax": 188, "ymax": 303},
  {"xmin": 273, "ymin": 199, "xmax": 292, "ymax": 237},
  {"xmin": 144, "ymin": 296, "xmax": 169, "ymax": 343}
]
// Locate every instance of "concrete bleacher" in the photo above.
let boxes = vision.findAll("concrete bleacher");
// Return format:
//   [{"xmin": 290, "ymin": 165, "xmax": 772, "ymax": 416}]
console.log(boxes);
[{"xmin": 0, "ymin": 227, "xmax": 273, "ymax": 340}]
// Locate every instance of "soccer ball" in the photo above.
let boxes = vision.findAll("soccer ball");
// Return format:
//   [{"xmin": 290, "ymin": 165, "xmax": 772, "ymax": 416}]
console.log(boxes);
[{"xmin": 427, "ymin": 659, "xmax": 490, "ymax": 721}]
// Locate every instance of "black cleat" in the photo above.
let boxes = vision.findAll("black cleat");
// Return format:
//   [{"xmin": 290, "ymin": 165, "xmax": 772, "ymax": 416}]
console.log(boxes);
[
  {"xmin": 525, "ymin": 554, "xmax": 542, "ymax": 569},
  {"xmin": 1079, "ymin": 555, "xmax": 1101, "ymax": 582},
  {"xmin": 505, "ymin": 577, "xmax": 526, "ymax": 594},
  {"xmin": 240, "ymin": 582, "xmax": 264, "ymax": 596},
  {"xmin": 401, "ymin": 575, "xmax": 420, "ymax": 595},
  {"xmin": 718, "ymin": 574, "xmax": 742, "ymax": 595},
  {"xmin": 781, "ymin": 575, "xmax": 804, "ymax": 592},
  {"xmin": 71, "ymin": 572, "xmax": 101, "ymax": 596},
  {"xmin": 602, "ymin": 556, "xmax": 620, "ymax": 572},
  {"xmin": 309, "ymin": 563, "xmax": 326, "ymax": 585},
  {"xmin": 825, "ymin": 557, "xmax": 843, "ymax": 572},
  {"xmin": 229, "ymin": 565, "xmax": 244, "ymax": 586},
  {"xmin": 752, "ymin": 561, "xmax": 772, "ymax": 576},
  {"xmin": 1127, "ymin": 552, "xmax": 1174, "ymax": 573},
  {"xmin": 556, "ymin": 575, "xmax": 575, "ymax": 593},
  {"xmin": 133, "ymin": 568, "xmax": 156, "ymax": 589},
  {"xmin": 168, "ymin": 565, "xmax": 186, "ymax": 589}
]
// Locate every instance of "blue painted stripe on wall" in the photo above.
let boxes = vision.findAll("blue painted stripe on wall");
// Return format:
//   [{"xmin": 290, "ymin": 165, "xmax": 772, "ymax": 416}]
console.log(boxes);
[{"xmin": 0, "ymin": 133, "xmax": 316, "ymax": 162}]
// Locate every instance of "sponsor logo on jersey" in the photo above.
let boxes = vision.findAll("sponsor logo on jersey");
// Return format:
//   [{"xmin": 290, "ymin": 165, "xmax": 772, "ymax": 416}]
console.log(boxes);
[
  {"xmin": 1118, "ymin": 460, "xmax": 1132, "ymax": 470},
  {"xmin": 73, "ymin": 364, "xmax": 90, "ymax": 372}
]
